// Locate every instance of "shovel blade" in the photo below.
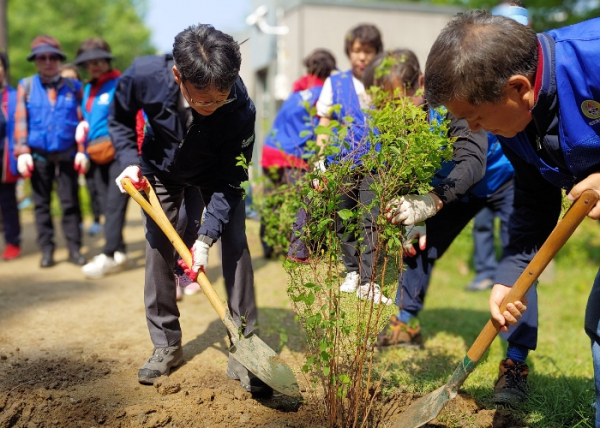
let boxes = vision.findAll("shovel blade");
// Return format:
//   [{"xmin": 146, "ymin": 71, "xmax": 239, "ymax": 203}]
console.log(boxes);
[
  {"xmin": 229, "ymin": 325, "xmax": 301, "ymax": 398},
  {"xmin": 393, "ymin": 385, "xmax": 453, "ymax": 428}
]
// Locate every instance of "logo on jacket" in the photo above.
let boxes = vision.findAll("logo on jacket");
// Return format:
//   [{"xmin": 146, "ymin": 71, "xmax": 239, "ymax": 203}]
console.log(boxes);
[
  {"xmin": 241, "ymin": 134, "xmax": 255, "ymax": 148},
  {"xmin": 98, "ymin": 93, "xmax": 111, "ymax": 105},
  {"xmin": 582, "ymin": 100, "xmax": 600, "ymax": 120}
]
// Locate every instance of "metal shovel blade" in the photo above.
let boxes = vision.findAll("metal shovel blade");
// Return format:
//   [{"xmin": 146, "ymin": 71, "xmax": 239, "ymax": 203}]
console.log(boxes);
[{"xmin": 122, "ymin": 178, "xmax": 302, "ymax": 398}]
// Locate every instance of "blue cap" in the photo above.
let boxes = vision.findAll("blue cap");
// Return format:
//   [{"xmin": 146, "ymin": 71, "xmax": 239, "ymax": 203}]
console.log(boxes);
[{"xmin": 491, "ymin": 4, "xmax": 529, "ymax": 26}]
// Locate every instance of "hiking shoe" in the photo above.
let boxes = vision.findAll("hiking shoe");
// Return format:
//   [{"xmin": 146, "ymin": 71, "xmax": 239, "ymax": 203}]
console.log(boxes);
[
  {"xmin": 82, "ymin": 252, "xmax": 127, "ymax": 279},
  {"xmin": 138, "ymin": 342, "xmax": 184, "ymax": 385},
  {"xmin": 465, "ymin": 278, "xmax": 494, "ymax": 292},
  {"xmin": 376, "ymin": 316, "xmax": 424, "ymax": 350},
  {"xmin": 227, "ymin": 353, "xmax": 273, "ymax": 395},
  {"xmin": 2, "ymin": 244, "xmax": 21, "ymax": 260},
  {"xmin": 340, "ymin": 271, "xmax": 360, "ymax": 293},
  {"xmin": 356, "ymin": 282, "xmax": 392, "ymax": 305},
  {"xmin": 493, "ymin": 358, "xmax": 529, "ymax": 407}
]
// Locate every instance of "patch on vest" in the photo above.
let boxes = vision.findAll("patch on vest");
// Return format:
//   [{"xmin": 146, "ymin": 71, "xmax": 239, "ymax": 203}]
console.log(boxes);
[
  {"xmin": 241, "ymin": 134, "xmax": 254, "ymax": 148},
  {"xmin": 98, "ymin": 93, "xmax": 110, "ymax": 105},
  {"xmin": 582, "ymin": 100, "xmax": 600, "ymax": 120}
]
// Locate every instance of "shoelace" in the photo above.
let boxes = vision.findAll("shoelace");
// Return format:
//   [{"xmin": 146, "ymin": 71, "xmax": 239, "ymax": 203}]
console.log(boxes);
[
  {"xmin": 147, "ymin": 348, "xmax": 167, "ymax": 363},
  {"xmin": 502, "ymin": 364, "xmax": 528, "ymax": 392}
]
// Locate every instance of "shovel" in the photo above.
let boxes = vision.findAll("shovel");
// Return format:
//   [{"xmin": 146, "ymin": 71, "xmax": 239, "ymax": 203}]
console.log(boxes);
[
  {"xmin": 121, "ymin": 177, "xmax": 302, "ymax": 398},
  {"xmin": 393, "ymin": 189, "xmax": 599, "ymax": 428}
]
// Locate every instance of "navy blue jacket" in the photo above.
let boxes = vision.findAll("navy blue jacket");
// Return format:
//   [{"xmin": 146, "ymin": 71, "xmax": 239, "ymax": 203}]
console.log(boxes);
[{"xmin": 109, "ymin": 54, "xmax": 256, "ymax": 241}]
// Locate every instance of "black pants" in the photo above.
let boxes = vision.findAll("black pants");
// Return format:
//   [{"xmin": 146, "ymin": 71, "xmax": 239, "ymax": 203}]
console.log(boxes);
[
  {"xmin": 0, "ymin": 155, "xmax": 20, "ymax": 247},
  {"xmin": 89, "ymin": 160, "xmax": 128, "ymax": 255},
  {"xmin": 142, "ymin": 174, "xmax": 257, "ymax": 347},
  {"xmin": 30, "ymin": 151, "xmax": 81, "ymax": 254},
  {"xmin": 85, "ymin": 163, "xmax": 102, "ymax": 223}
]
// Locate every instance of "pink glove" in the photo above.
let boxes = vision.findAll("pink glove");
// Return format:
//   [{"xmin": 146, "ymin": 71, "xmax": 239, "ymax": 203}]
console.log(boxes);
[
  {"xmin": 115, "ymin": 165, "xmax": 147, "ymax": 193},
  {"xmin": 17, "ymin": 154, "xmax": 34, "ymax": 178},
  {"xmin": 73, "ymin": 152, "xmax": 90, "ymax": 174},
  {"xmin": 75, "ymin": 121, "xmax": 89, "ymax": 145}
]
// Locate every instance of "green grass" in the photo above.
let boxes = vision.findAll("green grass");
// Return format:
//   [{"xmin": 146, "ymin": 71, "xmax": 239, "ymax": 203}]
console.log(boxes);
[{"xmin": 374, "ymin": 217, "xmax": 599, "ymax": 427}]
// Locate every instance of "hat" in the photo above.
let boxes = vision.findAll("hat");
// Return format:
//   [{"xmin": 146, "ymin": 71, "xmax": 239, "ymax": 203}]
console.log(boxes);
[
  {"xmin": 73, "ymin": 49, "xmax": 114, "ymax": 65},
  {"xmin": 27, "ymin": 44, "xmax": 67, "ymax": 62},
  {"xmin": 491, "ymin": 4, "xmax": 529, "ymax": 26}
]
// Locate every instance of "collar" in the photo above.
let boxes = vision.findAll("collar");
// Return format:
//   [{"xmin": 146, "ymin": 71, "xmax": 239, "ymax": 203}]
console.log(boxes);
[
  {"xmin": 90, "ymin": 69, "xmax": 121, "ymax": 88},
  {"xmin": 38, "ymin": 73, "xmax": 62, "ymax": 86},
  {"xmin": 529, "ymin": 34, "xmax": 558, "ymax": 136}
]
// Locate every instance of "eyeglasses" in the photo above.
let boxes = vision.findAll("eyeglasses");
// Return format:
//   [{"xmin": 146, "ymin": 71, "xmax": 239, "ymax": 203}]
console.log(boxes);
[
  {"xmin": 35, "ymin": 55, "xmax": 61, "ymax": 62},
  {"xmin": 181, "ymin": 80, "xmax": 235, "ymax": 107},
  {"xmin": 83, "ymin": 59, "xmax": 106, "ymax": 68}
]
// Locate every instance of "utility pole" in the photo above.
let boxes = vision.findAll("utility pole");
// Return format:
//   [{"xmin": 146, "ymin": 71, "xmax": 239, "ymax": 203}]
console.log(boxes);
[{"xmin": 0, "ymin": 0, "xmax": 6, "ymax": 52}]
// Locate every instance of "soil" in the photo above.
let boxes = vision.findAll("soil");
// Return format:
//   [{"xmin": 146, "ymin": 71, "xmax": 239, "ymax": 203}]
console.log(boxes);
[{"xmin": 0, "ymin": 206, "xmax": 524, "ymax": 428}]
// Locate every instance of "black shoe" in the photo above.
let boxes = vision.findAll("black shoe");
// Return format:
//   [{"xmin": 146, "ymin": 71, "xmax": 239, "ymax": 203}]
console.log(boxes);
[
  {"xmin": 68, "ymin": 251, "xmax": 86, "ymax": 266},
  {"xmin": 493, "ymin": 358, "xmax": 529, "ymax": 407},
  {"xmin": 227, "ymin": 353, "xmax": 273, "ymax": 395},
  {"xmin": 40, "ymin": 251, "xmax": 55, "ymax": 268}
]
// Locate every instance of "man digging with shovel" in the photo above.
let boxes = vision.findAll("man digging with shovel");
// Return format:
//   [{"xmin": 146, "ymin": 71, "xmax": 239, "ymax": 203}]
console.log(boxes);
[{"xmin": 110, "ymin": 24, "xmax": 271, "ymax": 395}]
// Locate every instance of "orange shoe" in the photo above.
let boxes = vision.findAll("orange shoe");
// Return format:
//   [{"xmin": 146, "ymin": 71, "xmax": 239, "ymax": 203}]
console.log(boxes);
[{"xmin": 2, "ymin": 244, "xmax": 21, "ymax": 260}]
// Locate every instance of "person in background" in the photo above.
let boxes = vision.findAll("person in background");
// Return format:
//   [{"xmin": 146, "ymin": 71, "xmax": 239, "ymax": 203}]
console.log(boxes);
[
  {"xmin": 110, "ymin": 25, "xmax": 270, "ymax": 394},
  {"xmin": 60, "ymin": 63, "xmax": 82, "ymax": 81},
  {"xmin": 13, "ymin": 35, "xmax": 87, "ymax": 268},
  {"xmin": 312, "ymin": 24, "xmax": 388, "ymax": 304},
  {"xmin": 74, "ymin": 38, "xmax": 129, "ymax": 279},
  {"xmin": 260, "ymin": 48, "xmax": 336, "ymax": 260},
  {"xmin": 465, "ymin": 0, "xmax": 530, "ymax": 292},
  {"xmin": 0, "ymin": 51, "xmax": 21, "ymax": 260}
]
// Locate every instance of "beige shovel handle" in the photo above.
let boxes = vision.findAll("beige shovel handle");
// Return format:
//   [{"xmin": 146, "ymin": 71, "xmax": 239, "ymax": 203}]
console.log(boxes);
[
  {"xmin": 467, "ymin": 189, "xmax": 599, "ymax": 362},
  {"xmin": 121, "ymin": 177, "xmax": 226, "ymax": 320}
]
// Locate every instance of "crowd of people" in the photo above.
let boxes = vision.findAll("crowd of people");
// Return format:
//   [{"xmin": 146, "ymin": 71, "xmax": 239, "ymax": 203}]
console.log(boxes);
[{"xmin": 2, "ymin": 0, "xmax": 600, "ymax": 424}]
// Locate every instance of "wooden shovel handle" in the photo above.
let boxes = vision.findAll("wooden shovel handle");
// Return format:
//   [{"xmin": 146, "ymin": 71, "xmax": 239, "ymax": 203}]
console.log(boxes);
[
  {"xmin": 121, "ymin": 177, "xmax": 227, "ymax": 320},
  {"xmin": 467, "ymin": 189, "xmax": 599, "ymax": 362}
]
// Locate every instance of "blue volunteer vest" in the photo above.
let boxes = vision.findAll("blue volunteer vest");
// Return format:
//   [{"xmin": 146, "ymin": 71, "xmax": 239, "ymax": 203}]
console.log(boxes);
[
  {"xmin": 24, "ymin": 75, "xmax": 80, "ymax": 153},
  {"xmin": 469, "ymin": 133, "xmax": 514, "ymax": 197},
  {"xmin": 264, "ymin": 86, "xmax": 321, "ymax": 158},
  {"xmin": 3, "ymin": 85, "xmax": 18, "ymax": 178},
  {"xmin": 82, "ymin": 77, "xmax": 119, "ymax": 142},
  {"xmin": 501, "ymin": 19, "xmax": 600, "ymax": 190},
  {"xmin": 328, "ymin": 71, "xmax": 369, "ymax": 164}
]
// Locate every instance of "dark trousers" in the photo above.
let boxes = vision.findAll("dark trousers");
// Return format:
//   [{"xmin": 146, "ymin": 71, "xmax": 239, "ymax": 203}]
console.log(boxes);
[
  {"xmin": 396, "ymin": 180, "xmax": 539, "ymax": 350},
  {"xmin": 89, "ymin": 160, "xmax": 128, "ymax": 255},
  {"xmin": 336, "ymin": 174, "xmax": 379, "ymax": 285},
  {"xmin": 143, "ymin": 174, "xmax": 257, "ymax": 347},
  {"xmin": 472, "ymin": 207, "xmax": 502, "ymax": 281},
  {"xmin": 0, "ymin": 158, "xmax": 20, "ymax": 247},
  {"xmin": 85, "ymin": 163, "xmax": 102, "ymax": 223},
  {"xmin": 30, "ymin": 152, "xmax": 82, "ymax": 254}
]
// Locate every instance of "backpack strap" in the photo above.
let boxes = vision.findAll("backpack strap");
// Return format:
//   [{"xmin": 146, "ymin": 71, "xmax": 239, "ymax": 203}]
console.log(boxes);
[{"xmin": 21, "ymin": 76, "xmax": 34, "ymax": 103}]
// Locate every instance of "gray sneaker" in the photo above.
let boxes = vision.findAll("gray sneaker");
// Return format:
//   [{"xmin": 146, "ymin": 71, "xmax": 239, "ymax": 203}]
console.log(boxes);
[
  {"xmin": 226, "ymin": 354, "xmax": 273, "ymax": 395},
  {"xmin": 138, "ymin": 341, "xmax": 184, "ymax": 385}
]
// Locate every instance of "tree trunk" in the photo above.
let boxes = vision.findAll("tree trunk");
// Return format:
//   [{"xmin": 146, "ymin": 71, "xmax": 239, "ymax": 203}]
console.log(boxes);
[{"xmin": 0, "ymin": 0, "xmax": 6, "ymax": 52}]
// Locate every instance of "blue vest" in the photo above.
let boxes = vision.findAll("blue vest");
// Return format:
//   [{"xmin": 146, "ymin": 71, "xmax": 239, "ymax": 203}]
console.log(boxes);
[
  {"xmin": 2, "ymin": 85, "xmax": 18, "ymax": 178},
  {"xmin": 469, "ymin": 133, "xmax": 514, "ymax": 197},
  {"xmin": 82, "ymin": 76, "xmax": 119, "ymax": 142},
  {"xmin": 264, "ymin": 86, "xmax": 321, "ymax": 158},
  {"xmin": 24, "ymin": 75, "xmax": 81, "ymax": 153},
  {"xmin": 329, "ymin": 71, "xmax": 369, "ymax": 163},
  {"xmin": 500, "ymin": 19, "xmax": 600, "ymax": 190}
]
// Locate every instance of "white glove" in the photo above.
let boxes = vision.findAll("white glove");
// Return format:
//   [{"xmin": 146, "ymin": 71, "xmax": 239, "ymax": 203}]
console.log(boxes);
[
  {"xmin": 385, "ymin": 193, "xmax": 438, "ymax": 225},
  {"xmin": 17, "ymin": 153, "xmax": 34, "ymax": 178},
  {"xmin": 73, "ymin": 152, "xmax": 90, "ymax": 175},
  {"xmin": 402, "ymin": 224, "xmax": 427, "ymax": 257},
  {"xmin": 75, "ymin": 121, "xmax": 89, "ymax": 145},
  {"xmin": 115, "ymin": 165, "xmax": 146, "ymax": 193},
  {"xmin": 311, "ymin": 159, "xmax": 327, "ymax": 191},
  {"xmin": 189, "ymin": 239, "xmax": 210, "ymax": 280}
]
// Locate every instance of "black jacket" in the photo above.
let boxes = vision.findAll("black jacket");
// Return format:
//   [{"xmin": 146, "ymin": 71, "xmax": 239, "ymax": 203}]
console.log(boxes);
[{"xmin": 109, "ymin": 54, "xmax": 256, "ymax": 241}]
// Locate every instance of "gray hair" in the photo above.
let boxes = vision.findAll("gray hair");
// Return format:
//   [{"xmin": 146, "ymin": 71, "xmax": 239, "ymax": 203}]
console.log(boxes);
[{"xmin": 424, "ymin": 10, "xmax": 538, "ymax": 107}]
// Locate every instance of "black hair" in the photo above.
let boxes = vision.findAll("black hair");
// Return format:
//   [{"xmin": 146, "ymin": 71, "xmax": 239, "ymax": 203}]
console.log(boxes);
[
  {"xmin": 173, "ymin": 24, "xmax": 241, "ymax": 92},
  {"xmin": 363, "ymin": 49, "xmax": 421, "ymax": 93},
  {"xmin": 344, "ymin": 24, "xmax": 383, "ymax": 57},
  {"xmin": 0, "ymin": 51, "xmax": 8, "ymax": 72},
  {"xmin": 304, "ymin": 49, "xmax": 336, "ymax": 81},
  {"xmin": 424, "ymin": 10, "xmax": 537, "ymax": 107}
]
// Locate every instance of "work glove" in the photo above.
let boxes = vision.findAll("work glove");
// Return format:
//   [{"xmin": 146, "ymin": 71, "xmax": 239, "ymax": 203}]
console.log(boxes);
[
  {"xmin": 385, "ymin": 193, "xmax": 437, "ymax": 225},
  {"xmin": 115, "ymin": 165, "xmax": 147, "ymax": 193},
  {"xmin": 311, "ymin": 159, "xmax": 327, "ymax": 191},
  {"xmin": 178, "ymin": 237, "xmax": 210, "ymax": 281},
  {"xmin": 17, "ymin": 153, "xmax": 34, "ymax": 178},
  {"xmin": 75, "ymin": 121, "xmax": 89, "ymax": 145},
  {"xmin": 402, "ymin": 224, "xmax": 427, "ymax": 257},
  {"xmin": 73, "ymin": 152, "xmax": 90, "ymax": 175}
]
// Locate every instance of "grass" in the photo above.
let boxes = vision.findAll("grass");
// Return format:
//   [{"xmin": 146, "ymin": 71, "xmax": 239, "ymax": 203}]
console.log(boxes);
[{"xmin": 372, "ymin": 216, "xmax": 599, "ymax": 427}]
